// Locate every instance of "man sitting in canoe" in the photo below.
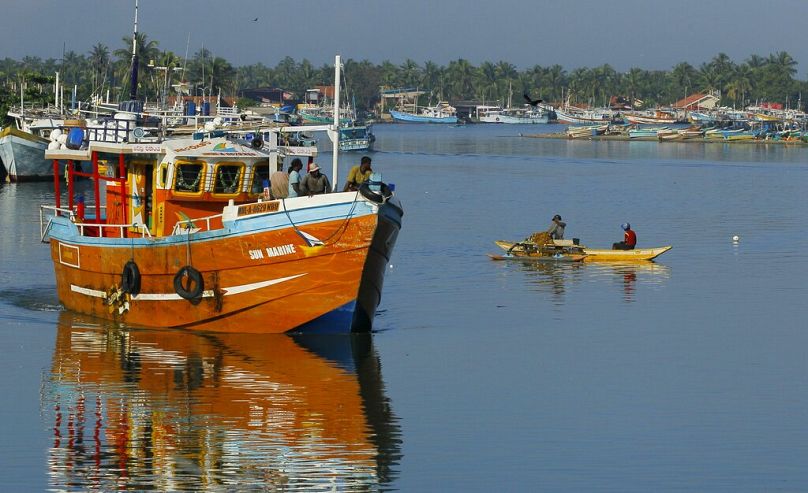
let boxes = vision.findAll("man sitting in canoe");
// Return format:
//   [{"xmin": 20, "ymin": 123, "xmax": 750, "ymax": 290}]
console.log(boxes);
[{"xmin": 612, "ymin": 223, "xmax": 637, "ymax": 250}]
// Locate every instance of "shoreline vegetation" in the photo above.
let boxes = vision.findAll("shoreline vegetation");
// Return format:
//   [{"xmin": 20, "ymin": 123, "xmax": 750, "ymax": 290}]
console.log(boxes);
[{"xmin": 0, "ymin": 34, "xmax": 806, "ymax": 120}]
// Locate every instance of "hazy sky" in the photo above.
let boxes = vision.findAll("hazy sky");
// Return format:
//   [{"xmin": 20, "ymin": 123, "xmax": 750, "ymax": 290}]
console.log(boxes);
[{"xmin": 2, "ymin": 0, "xmax": 808, "ymax": 76}]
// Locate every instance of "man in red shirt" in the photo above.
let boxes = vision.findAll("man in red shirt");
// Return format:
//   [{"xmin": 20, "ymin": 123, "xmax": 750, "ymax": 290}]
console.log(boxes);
[{"xmin": 613, "ymin": 223, "xmax": 637, "ymax": 250}]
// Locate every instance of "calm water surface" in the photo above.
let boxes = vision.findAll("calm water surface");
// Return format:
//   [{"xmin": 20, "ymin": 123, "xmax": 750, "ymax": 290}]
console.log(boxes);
[{"xmin": 2, "ymin": 123, "xmax": 808, "ymax": 491}]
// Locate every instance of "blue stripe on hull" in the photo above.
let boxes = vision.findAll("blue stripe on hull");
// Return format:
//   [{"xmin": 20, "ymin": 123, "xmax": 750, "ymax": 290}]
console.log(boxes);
[{"xmin": 293, "ymin": 300, "xmax": 358, "ymax": 334}]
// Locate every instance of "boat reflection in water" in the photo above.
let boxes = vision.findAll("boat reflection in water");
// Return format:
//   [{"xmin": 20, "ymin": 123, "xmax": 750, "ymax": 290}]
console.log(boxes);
[
  {"xmin": 43, "ymin": 313, "xmax": 401, "ymax": 491},
  {"xmin": 504, "ymin": 261, "xmax": 670, "ymax": 304}
]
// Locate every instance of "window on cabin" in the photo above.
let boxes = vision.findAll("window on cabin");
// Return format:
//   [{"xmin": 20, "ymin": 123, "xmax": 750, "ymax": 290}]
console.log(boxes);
[
  {"xmin": 174, "ymin": 163, "xmax": 204, "ymax": 193},
  {"xmin": 213, "ymin": 164, "xmax": 243, "ymax": 195},
  {"xmin": 250, "ymin": 165, "xmax": 271, "ymax": 195}
]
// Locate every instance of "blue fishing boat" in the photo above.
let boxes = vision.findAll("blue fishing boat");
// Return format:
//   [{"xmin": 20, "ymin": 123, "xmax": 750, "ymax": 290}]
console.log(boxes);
[{"xmin": 390, "ymin": 102, "xmax": 457, "ymax": 124}]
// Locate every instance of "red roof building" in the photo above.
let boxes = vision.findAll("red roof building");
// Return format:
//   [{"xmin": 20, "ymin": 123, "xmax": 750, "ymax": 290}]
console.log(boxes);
[{"xmin": 672, "ymin": 92, "xmax": 720, "ymax": 110}]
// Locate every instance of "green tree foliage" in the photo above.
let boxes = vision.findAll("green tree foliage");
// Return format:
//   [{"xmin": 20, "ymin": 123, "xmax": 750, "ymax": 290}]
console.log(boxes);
[{"xmin": 3, "ymin": 40, "xmax": 807, "ymax": 116}]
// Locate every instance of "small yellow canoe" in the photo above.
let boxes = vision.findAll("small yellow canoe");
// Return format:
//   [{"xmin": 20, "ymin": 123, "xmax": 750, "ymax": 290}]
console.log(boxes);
[
  {"xmin": 495, "ymin": 240, "xmax": 671, "ymax": 262},
  {"xmin": 581, "ymin": 246, "xmax": 672, "ymax": 261}
]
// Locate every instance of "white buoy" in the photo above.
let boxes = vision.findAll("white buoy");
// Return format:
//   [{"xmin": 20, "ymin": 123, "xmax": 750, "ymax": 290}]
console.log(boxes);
[{"xmin": 732, "ymin": 235, "xmax": 740, "ymax": 242}]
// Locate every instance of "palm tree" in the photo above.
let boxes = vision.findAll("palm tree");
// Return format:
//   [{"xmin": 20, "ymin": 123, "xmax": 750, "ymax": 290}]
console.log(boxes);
[
  {"xmin": 769, "ymin": 51, "xmax": 797, "ymax": 77},
  {"xmin": 623, "ymin": 68, "xmax": 645, "ymax": 108},
  {"xmin": 697, "ymin": 64, "xmax": 721, "ymax": 95},
  {"xmin": 87, "ymin": 43, "xmax": 110, "ymax": 95},
  {"xmin": 670, "ymin": 62, "xmax": 697, "ymax": 98},
  {"xmin": 113, "ymin": 33, "xmax": 160, "ymax": 100},
  {"xmin": 399, "ymin": 59, "xmax": 421, "ymax": 88},
  {"xmin": 445, "ymin": 59, "xmax": 476, "ymax": 100},
  {"xmin": 421, "ymin": 61, "xmax": 444, "ymax": 100},
  {"xmin": 544, "ymin": 65, "xmax": 566, "ymax": 103},
  {"xmin": 477, "ymin": 61, "xmax": 499, "ymax": 103},
  {"xmin": 726, "ymin": 64, "xmax": 754, "ymax": 108},
  {"xmin": 494, "ymin": 60, "xmax": 518, "ymax": 104}
]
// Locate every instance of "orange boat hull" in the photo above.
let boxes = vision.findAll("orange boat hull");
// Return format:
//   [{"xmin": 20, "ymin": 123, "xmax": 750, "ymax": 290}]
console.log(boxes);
[{"xmin": 50, "ymin": 210, "xmax": 398, "ymax": 333}]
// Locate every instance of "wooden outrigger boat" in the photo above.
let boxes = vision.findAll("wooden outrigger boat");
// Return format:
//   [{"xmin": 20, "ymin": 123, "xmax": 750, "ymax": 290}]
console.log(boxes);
[
  {"xmin": 495, "ymin": 240, "xmax": 671, "ymax": 262},
  {"xmin": 39, "ymin": 56, "xmax": 403, "ymax": 334},
  {"xmin": 491, "ymin": 239, "xmax": 588, "ymax": 262}
]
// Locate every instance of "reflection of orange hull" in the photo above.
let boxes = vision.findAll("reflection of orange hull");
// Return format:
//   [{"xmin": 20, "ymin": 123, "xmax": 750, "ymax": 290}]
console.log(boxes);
[
  {"xmin": 47, "ymin": 313, "xmax": 399, "ymax": 489},
  {"xmin": 51, "ymin": 213, "xmax": 387, "ymax": 332}
]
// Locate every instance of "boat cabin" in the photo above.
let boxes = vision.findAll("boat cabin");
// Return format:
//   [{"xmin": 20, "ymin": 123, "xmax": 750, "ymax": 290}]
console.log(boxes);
[{"xmin": 44, "ymin": 130, "xmax": 318, "ymax": 239}]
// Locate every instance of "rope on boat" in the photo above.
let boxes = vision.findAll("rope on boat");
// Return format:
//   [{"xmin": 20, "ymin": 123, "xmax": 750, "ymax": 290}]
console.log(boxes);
[{"xmin": 281, "ymin": 191, "xmax": 361, "ymax": 247}]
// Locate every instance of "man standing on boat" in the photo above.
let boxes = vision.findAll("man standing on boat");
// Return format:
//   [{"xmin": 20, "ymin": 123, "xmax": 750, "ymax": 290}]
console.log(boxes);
[
  {"xmin": 612, "ymin": 223, "xmax": 637, "ymax": 250},
  {"xmin": 300, "ymin": 163, "xmax": 331, "ymax": 195},
  {"xmin": 270, "ymin": 161, "xmax": 290, "ymax": 199},
  {"xmin": 287, "ymin": 159, "xmax": 304, "ymax": 197},
  {"xmin": 343, "ymin": 156, "xmax": 373, "ymax": 191}
]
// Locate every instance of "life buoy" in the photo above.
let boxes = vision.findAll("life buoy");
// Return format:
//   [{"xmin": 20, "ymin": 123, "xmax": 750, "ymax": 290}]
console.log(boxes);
[
  {"xmin": 358, "ymin": 181, "xmax": 392, "ymax": 204},
  {"xmin": 120, "ymin": 260, "xmax": 141, "ymax": 296},
  {"xmin": 173, "ymin": 266, "xmax": 204, "ymax": 300}
]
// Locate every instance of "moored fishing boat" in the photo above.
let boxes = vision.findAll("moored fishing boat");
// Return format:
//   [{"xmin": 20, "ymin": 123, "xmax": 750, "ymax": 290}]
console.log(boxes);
[
  {"xmin": 555, "ymin": 106, "xmax": 613, "ymax": 124},
  {"xmin": 623, "ymin": 111, "xmax": 678, "ymax": 125},
  {"xmin": 39, "ymin": 56, "xmax": 403, "ymax": 334},
  {"xmin": 566, "ymin": 124, "xmax": 608, "ymax": 138},
  {"xmin": 390, "ymin": 101, "xmax": 457, "ymax": 123},
  {"xmin": 338, "ymin": 122, "xmax": 375, "ymax": 152},
  {"xmin": 0, "ymin": 124, "xmax": 51, "ymax": 182},
  {"xmin": 628, "ymin": 126, "xmax": 669, "ymax": 139}
]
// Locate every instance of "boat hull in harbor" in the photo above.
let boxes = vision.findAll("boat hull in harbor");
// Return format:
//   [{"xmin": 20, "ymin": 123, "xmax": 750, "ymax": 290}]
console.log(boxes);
[
  {"xmin": 389, "ymin": 109, "xmax": 457, "ymax": 124},
  {"xmin": 0, "ymin": 126, "xmax": 51, "ymax": 182}
]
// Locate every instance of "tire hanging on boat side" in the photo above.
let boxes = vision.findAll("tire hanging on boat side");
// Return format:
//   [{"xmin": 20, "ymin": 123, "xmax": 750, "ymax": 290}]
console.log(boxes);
[
  {"xmin": 174, "ymin": 265, "xmax": 204, "ymax": 301},
  {"xmin": 120, "ymin": 260, "xmax": 141, "ymax": 296},
  {"xmin": 358, "ymin": 182, "xmax": 392, "ymax": 204}
]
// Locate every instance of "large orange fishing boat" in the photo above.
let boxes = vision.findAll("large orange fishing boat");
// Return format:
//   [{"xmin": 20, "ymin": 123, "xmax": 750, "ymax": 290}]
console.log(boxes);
[{"xmin": 40, "ymin": 55, "xmax": 402, "ymax": 333}]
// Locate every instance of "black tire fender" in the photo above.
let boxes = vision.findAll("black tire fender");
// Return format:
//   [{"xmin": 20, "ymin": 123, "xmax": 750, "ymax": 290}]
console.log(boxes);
[
  {"xmin": 358, "ymin": 182, "xmax": 392, "ymax": 204},
  {"xmin": 173, "ymin": 265, "xmax": 204, "ymax": 300},
  {"xmin": 120, "ymin": 260, "xmax": 141, "ymax": 296}
]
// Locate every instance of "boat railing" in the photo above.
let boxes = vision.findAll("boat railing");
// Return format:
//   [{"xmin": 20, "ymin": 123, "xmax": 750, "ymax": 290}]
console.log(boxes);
[
  {"xmin": 170, "ymin": 212, "xmax": 224, "ymax": 236},
  {"xmin": 39, "ymin": 205, "xmax": 75, "ymax": 242},
  {"xmin": 39, "ymin": 204, "xmax": 152, "ymax": 241},
  {"xmin": 79, "ymin": 119, "xmax": 138, "ymax": 144},
  {"xmin": 73, "ymin": 221, "xmax": 153, "ymax": 238}
]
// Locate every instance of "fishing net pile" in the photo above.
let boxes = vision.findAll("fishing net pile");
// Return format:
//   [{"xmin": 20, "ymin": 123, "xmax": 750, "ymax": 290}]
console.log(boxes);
[{"xmin": 524, "ymin": 231, "xmax": 551, "ymax": 245}]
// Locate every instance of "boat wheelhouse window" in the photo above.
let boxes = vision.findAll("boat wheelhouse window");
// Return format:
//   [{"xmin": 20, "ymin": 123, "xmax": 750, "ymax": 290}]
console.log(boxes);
[
  {"xmin": 250, "ymin": 164, "xmax": 271, "ymax": 195},
  {"xmin": 174, "ymin": 162, "xmax": 204, "ymax": 193},
  {"xmin": 213, "ymin": 163, "xmax": 244, "ymax": 195}
]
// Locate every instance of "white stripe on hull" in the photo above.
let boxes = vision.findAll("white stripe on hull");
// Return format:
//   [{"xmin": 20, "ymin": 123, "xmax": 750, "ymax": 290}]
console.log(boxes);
[{"xmin": 70, "ymin": 273, "xmax": 307, "ymax": 301}]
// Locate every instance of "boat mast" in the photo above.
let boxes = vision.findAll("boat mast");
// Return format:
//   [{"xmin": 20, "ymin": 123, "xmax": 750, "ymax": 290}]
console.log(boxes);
[
  {"xmin": 129, "ymin": 0, "xmax": 139, "ymax": 101},
  {"xmin": 331, "ymin": 55, "xmax": 341, "ymax": 190}
]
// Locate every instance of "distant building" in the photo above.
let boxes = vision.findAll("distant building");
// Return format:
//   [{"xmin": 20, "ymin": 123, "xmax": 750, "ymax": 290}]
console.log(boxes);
[{"xmin": 672, "ymin": 92, "xmax": 720, "ymax": 111}]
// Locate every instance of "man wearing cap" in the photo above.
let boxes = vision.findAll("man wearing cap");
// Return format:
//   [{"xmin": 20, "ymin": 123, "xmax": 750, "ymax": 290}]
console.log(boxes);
[
  {"xmin": 300, "ymin": 163, "xmax": 331, "ymax": 195},
  {"xmin": 343, "ymin": 155, "xmax": 373, "ymax": 192},
  {"xmin": 547, "ymin": 214, "xmax": 566, "ymax": 240}
]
